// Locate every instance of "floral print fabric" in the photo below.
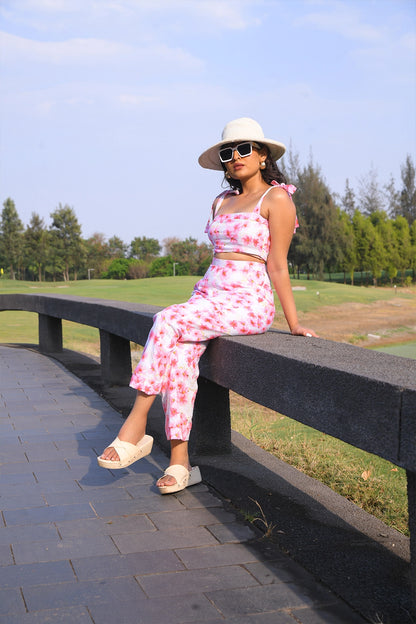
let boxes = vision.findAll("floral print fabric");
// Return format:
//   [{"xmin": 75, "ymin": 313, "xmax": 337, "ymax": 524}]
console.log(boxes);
[
  {"xmin": 205, "ymin": 182, "xmax": 298, "ymax": 261},
  {"xmin": 206, "ymin": 210, "xmax": 271, "ymax": 261},
  {"xmin": 130, "ymin": 258, "xmax": 275, "ymax": 440}
]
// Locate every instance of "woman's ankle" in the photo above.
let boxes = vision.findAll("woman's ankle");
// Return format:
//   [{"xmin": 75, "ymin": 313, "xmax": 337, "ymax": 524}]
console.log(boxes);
[
  {"xmin": 118, "ymin": 424, "xmax": 146, "ymax": 445},
  {"xmin": 169, "ymin": 440, "xmax": 189, "ymax": 469}
]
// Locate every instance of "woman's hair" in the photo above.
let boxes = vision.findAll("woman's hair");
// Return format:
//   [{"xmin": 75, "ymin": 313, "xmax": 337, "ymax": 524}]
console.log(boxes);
[{"xmin": 222, "ymin": 144, "xmax": 287, "ymax": 192}]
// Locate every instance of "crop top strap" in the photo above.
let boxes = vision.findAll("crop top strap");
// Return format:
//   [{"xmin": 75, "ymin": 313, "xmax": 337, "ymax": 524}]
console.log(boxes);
[
  {"xmin": 213, "ymin": 190, "xmax": 231, "ymax": 218},
  {"xmin": 255, "ymin": 181, "xmax": 297, "ymax": 213},
  {"xmin": 255, "ymin": 181, "xmax": 299, "ymax": 232},
  {"xmin": 204, "ymin": 189, "xmax": 237, "ymax": 233},
  {"xmin": 255, "ymin": 186, "xmax": 276, "ymax": 213}
]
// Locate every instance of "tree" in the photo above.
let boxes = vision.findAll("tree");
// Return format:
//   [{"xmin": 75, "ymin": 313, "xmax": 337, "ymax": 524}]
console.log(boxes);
[
  {"xmin": 108, "ymin": 236, "xmax": 127, "ymax": 258},
  {"xmin": 409, "ymin": 219, "xmax": 416, "ymax": 280},
  {"xmin": 365, "ymin": 211, "xmax": 386, "ymax": 286},
  {"xmin": 352, "ymin": 210, "xmax": 374, "ymax": 283},
  {"xmin": 393, "ymin": 216, "xmax": 411, "ymax": 283},
  {"xmin": 289, "ymin": 161, "xmax": 340, "ymax": 279},
  {"xmin": 384, "ymin": 175, "xmax": 400, "ymax": 218},
  {"xmin": 169, "ymin": 237, "xmax": 211, "ymax": 275},
  {"xmin": 163, "ymin": 237, "xmax": 181, "ymax": 256},
  {"xmin": 370, "ymin": 211, "xmax": 400, "ymax": 285},
  {"xmin": 280, "ymin": 141, "xmax": 301, "ymax": 183},
  {"xmin": 129, "ymin": 236, "xmax": 161, "ymax": 261},
  {"xmin": 398, "ymin": 154, "xmax": 416, "ymax": 225},
  {"xmin": 340, "ymin": 179, "xmax": 356, "ymax": 217},
  {"xmin": 358, "ymin": 167, "xmax": 385, "ymax": 216},
  {"xmin": 24, "ymin": 213, "xmax": 49, "ymax": 281},
  {"xmin": 49, "ymin": 204, "xmax": 82, "ymax": 281},
  {"xmin": 0, "ymin": 198, "xmax": 24, "ymax": 279},
  {"xmin": 45, "ymin": 237, "xmax": 65, "ymax": 282},
  {"xmin": 85, "ymin": 232, "xmax": 109, "ymax": 278},
  {"xmin": 338, "ymin": 210, "xmax": 356, "ymax": 284}
]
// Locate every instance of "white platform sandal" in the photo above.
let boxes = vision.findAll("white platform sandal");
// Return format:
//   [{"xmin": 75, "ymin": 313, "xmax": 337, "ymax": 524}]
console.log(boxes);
[
  {"xmin": 97, "ymin": 435, "xmax": 153, "ymax": 469},
  {"xmin": 157, "ymin": 465, "xmax": 202, "ymax": 495}
]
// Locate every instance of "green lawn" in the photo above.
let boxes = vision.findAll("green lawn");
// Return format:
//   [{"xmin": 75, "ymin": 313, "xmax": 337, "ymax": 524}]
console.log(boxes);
[
  {"xmin": 371, "ymin": 341, "xmax": 416, "ymax": 359},
  {"xmin": 230, "ymin": 394, "xmax": 409, "ymax": 535},
  {"xmin": 0, "ymin": 276, "xmax": 199, "ymax": 306},
  {"xmin": 0, "ymin": 276, "xmax": 414, "ymax": 535}
]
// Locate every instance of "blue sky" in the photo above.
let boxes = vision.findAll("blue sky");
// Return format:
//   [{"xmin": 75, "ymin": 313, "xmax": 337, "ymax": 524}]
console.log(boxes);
[{"xmin": 1, "ymin": 0, "xmax": 415, "ymax": 247}]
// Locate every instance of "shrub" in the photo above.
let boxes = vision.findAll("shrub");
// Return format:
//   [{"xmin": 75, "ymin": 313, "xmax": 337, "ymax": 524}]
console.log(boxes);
[
  {"xmin": 127, "ymin": 259, "xmax": 148, "ymax": 279},
  {"xmin": 149, "ymin": 255, "xmax": 173, "ymax": 277},
  {"xmin": 102, "ymin": 258, "xmax": 130, "ymax": 279}
]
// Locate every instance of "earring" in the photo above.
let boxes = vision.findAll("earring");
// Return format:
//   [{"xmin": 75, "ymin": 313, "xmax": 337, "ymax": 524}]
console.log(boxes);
[
  {"xmin": 260, "ymin": 161, "xmax": 266, "ymax": 170},
  {"xmin": 225, "ymin": 172, "xmax": 231, "ymax": 179}
]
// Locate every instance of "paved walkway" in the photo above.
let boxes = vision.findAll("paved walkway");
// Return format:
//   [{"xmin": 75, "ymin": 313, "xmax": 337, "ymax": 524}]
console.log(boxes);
[{"xmin": 0, "ymin": 345, "xmax": 367, "ymax": 624}]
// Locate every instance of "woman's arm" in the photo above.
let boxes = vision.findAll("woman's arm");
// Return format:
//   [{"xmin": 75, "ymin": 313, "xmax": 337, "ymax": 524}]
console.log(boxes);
[{"xmin": 264, "ymin": 189, "xmax": 318, "ymax": 337}]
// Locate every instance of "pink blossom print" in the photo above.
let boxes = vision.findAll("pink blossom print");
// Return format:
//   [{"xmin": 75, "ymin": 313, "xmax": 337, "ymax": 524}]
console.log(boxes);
[{"xmin": 130, "ymin": 258, "xmax": 275, "ymax": 441}]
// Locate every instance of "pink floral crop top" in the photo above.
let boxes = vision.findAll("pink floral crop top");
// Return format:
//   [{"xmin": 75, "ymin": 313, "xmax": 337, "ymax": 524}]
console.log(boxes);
[{"xmin": 205, "ymin": 182, "xmax": 298, "ymax": 262}]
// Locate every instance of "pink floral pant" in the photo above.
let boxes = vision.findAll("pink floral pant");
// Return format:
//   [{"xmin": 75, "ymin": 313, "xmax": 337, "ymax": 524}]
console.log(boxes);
[{"xmin": 129, "ymin": 258, "xmax": 275, "ymax": 440}]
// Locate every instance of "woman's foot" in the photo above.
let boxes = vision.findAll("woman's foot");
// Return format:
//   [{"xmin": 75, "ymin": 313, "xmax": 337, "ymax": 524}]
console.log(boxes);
[
  {"xmin": 98, "ymin": 390, "xmax": 156, "ymax": 464},
  {"xmin": 156, "ymin": 439, "xmax": 196, "ymax": 493},
  {"xmin": 97, "ymin": 435, "xmax": 153, "ymax": 469},
  {"xmin": 156, "ymin": 463, "xmax": 191, "ymax": 488},
  {"xmin": 99, "ymin": 432, "xmax": 145, "ymax": 462},
  {"xmin": 157, "ymin": 465, "xmax": 202, "ymax": 494}
]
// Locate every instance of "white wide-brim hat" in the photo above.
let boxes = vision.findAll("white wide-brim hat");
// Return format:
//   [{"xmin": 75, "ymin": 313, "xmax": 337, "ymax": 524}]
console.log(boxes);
[{"xmin": 198, "ymin": 117, "xmax": 286, "ymax": 170}]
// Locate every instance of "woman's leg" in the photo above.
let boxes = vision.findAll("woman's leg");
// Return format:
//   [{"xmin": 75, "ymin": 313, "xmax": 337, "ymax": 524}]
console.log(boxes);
[
  {"xmin": 156, "ymin": 440, "xmax": 190, "ymax": 487},
  {"xmin": 99, "ymin": 391, "xmax": 156, "ymax": 461},
  {"xmin": 153, "ymin": 261, "xmax": 275, "ymax": 487},
  {"xmin": 156, "ymin": 340, "xmax": 207, "ymax": 488},
  {"xmin": 98, "ymin": 301, "xmax": 207, "ymax": 465},
  {"xmin": 161, "ymin": 340, "xmax": 207, "ymax": 441},
  {"xmin": 101, "ymin": 260, "xmax": 274, "ymax": 475}
]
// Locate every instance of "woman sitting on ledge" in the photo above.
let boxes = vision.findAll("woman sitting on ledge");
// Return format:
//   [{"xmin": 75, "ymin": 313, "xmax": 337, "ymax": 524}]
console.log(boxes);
[{"xmin": 98, "ymin": 117, "xmax": 317, "ymax": 493}]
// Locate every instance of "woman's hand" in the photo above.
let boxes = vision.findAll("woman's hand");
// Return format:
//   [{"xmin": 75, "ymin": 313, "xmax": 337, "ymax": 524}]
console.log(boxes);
[{"xmin": 290, "ymin": 325, "xmax": 319, "ymax": 338}]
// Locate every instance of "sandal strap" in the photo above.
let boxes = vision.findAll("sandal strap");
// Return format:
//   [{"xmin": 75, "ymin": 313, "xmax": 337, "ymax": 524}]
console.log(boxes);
[
  {"xmin": 108, "ymin": 437, "xmax": 144, "ymax": 462},
  {"xmin": 163, "ymin": 464, "xmax": 190, "ymax": 487}
]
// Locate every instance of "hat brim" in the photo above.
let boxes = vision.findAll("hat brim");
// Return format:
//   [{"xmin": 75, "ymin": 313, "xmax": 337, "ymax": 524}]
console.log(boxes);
[{"xmin": 198, "ymin": 138, "xmax": 286, "ymax": 170}]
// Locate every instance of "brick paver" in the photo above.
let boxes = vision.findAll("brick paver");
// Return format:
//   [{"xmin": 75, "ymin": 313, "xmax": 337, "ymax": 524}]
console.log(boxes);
[{"xmin": 0, "ymin": 346, "xmax": 367, "ymax": 623}]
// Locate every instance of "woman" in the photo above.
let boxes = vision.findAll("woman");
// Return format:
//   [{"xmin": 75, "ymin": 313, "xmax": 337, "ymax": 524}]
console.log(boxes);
[{"xmin": 98, "ymin": 117, "xmax": 317, "ymax": 493}]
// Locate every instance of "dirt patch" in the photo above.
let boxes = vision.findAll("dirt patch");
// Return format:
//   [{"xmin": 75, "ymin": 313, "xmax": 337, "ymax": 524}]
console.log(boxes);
[{"xmin": 272, "ymin": 297, "xmax": 416, "ymax": 347}]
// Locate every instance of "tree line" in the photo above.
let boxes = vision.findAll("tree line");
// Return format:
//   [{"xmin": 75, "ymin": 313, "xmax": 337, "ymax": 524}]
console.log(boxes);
[
  {"xmin": 1, "ymin": 154, "xmax": 415, "ymax": 285},
  {"xmin": 283, "ymin": 153, "xmax": 415, "ymax": 285},
  {"xmin": 0, "ymin": 200, "xmax": 212, "ymax": 282}
]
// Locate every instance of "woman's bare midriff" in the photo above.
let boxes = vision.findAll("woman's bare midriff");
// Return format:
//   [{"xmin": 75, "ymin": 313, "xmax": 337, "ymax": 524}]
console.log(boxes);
[{"xmin": 214, "ymin": 252, "xmax": 265, "ymax": 263}]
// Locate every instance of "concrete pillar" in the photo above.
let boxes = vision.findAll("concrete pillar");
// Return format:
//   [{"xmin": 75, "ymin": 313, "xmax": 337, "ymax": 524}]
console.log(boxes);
[
  {"xmin": 99, "ymin": 329, "xmax": 132, "ymax": 386},
  {"xmin": 190, "ymin": 377, "xmax": 231, "ymax": 455},
  {"xmin": 407, "ymin": 470, "xmax": 416, "ymax": 618},
  {"xmin": 38, "ymin": 314, "xmax": 63, "ymax": 353}
]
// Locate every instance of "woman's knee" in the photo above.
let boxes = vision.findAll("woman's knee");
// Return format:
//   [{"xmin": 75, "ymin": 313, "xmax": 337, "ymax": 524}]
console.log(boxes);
[{"xmin": 154, "ymin": 305, "xmax": 178, "ymax": 324}]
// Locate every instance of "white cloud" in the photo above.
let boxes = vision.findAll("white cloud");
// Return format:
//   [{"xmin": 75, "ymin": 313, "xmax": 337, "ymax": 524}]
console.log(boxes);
[
  {"xmin": 1, "ymin": 0, "xmax": 261, "ymax": 32},
  {"xmin": 1, "ymin": 31, "xmax": 203, "ymax": 72},
  {"xmin": 1, "ymin": 32, "xmax": 129, "ymax": 65},
  {"xmin": 2, "ymin": 0, "xmax": 93, "ymax": 13},
  {"xmin": 105, "ymin": 0, "xmax": 260, "ymax": 30},
  {"xmin": 298, "ymin": 1, "xmax": 382, "ymax": 42},
  {"xmin": 185, "ymin": 0, "xmax": 259, "ymax": 30}
]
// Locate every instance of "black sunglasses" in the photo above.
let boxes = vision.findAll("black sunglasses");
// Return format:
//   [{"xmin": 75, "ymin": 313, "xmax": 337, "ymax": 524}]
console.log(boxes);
[{"xmin": 219, "ymin": 141, "xmax": 260, "ymax": 163}]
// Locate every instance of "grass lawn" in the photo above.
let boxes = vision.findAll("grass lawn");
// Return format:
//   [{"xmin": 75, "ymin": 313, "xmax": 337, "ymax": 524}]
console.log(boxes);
[
  {"xmin": 1, "ymin": 276, "xmax": 414, "ymax": 535},
  {"xmin": 230, "ymin": 393, "xmax": 409, "ymax": 535},
  {"xmin": 1, "ymin": 275, "xmax": 413, "ymax": 311}
]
